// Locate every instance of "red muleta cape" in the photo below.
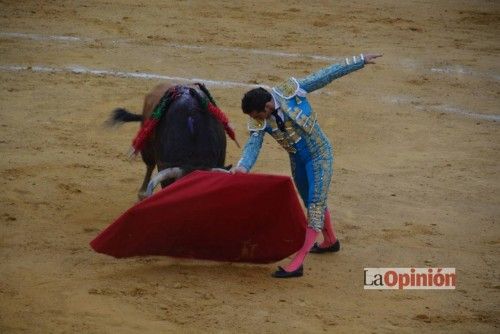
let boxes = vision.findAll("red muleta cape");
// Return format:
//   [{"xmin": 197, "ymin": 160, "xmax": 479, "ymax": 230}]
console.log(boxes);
[{"xmin": 90, "ymin": 171, "xmax": 306, "ymax": 263}]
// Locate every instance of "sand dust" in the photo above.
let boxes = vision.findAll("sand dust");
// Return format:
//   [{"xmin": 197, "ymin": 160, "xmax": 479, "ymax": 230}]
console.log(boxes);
[{"xmin": 0, "ymin": 0, "xmax": 499, "ymax": 333}]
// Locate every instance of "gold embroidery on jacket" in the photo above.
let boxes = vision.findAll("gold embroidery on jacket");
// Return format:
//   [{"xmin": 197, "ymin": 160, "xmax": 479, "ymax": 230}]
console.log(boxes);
[{"xmin": 268, "ymin": 118, "xmax": 300, "ymax": 153}]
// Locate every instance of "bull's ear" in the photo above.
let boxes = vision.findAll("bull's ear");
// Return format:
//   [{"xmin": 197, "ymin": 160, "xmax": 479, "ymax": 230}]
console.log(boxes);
[{"xmin": 223, "ymin": 165, "xmax": 233, "ymax": 171}]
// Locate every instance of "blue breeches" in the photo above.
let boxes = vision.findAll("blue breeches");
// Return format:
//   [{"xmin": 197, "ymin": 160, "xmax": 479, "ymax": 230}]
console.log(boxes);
[{"xmin": 290, "ymin": 144, "xmax": 333, "ymax": 231}]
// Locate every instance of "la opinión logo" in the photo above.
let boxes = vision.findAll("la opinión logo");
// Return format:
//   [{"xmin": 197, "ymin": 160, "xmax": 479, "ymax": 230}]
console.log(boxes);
[{"xmin": 364, "ymin": 268, "xmax": 456, "ymax": 290}]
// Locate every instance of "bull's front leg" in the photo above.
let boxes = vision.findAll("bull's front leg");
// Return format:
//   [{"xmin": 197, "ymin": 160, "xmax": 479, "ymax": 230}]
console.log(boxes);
[
  {"xmin": 138, "ymin": 140, "xmax": 156, "ymax": 200},
  {"xmin": 138, "ymin": 163, "xmax": 155, "ymax": 200},
  {"xmin": 136, "ymin": 83, "xmax": 172, "ymax": 200}
]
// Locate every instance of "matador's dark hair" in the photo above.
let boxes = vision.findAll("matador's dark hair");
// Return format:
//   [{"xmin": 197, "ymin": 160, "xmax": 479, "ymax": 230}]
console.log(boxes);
[{"xmin": 241, "ymin": 87, "xmax": 272, "ymax": 114}]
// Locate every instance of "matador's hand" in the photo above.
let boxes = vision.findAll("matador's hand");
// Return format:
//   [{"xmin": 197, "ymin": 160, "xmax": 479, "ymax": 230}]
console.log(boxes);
[
  {"xmin": 364, "ymin": 54, "xmax": 383, "ymax": 64},
  {"xmin": 230, "ymin": 165, "xmax": 248, "ymax": 174}
]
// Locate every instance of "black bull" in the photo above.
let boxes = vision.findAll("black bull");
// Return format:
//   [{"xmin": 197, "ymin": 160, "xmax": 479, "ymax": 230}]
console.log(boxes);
[{"xmin": 108, "ymin": 83, "xmax": 228, "ymax": 199}]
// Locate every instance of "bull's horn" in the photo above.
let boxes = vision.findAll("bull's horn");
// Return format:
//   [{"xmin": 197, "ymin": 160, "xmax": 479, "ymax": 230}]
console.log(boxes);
[
  {"xmin": 145, "ymin": 167, "xmax": 183, "ymax": 197},
  {"xmin": 210, "ymin": 168, "xmax": 231, "ymax": 173}
]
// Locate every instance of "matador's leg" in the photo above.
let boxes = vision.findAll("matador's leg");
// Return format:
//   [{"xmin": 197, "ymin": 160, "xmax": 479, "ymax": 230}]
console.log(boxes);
[
  {"xmin": 320, "ymin": 207, "xmax": 337, "ymax": 247},
  {"xmin": 274, "ymin": 160, "xmax": 319, "ymax": 276},
  {"xmin": 310, "ymin": 160, "xmax": 340, "ymax": 253}
]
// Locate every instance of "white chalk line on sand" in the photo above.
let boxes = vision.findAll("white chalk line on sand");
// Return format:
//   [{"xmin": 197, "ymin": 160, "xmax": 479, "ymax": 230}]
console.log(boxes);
[
  {"xmin": 2, "ymin": 31, "xmax": 499, "ymax": 82},
  {"xmin": 0, "ymin": 31, "xmax": 339, "ymax": 62},
  {"xmin": 382, "ymin": 95, "xmax": 500, "ymax": 122},
  {"xmin": 1, "ymin": 63, "xmax": 498, "ymax": 122},
  {"xmin": 430, "ymin": 105, "xmax": 500, "ymax": 122},
  {"xmin": 0, "ymin": 64, "xmax": 269, "ymax": 89},
  {"xmin": 0, "ymin": 32, "xmax": 92, "ymax": 43},
  {"xmin": 430, "ymin": 67, "xmax": 500, "ymax": 82}
]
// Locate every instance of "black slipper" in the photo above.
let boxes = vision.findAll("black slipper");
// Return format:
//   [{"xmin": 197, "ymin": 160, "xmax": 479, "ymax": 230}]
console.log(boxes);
[
  {"xmin": 309, "ymin": 240, "xmax": 340, "ymax": 254},
  {"xmin": 272, "ymin": 265, "xmax": 303, "ymax": 278}
]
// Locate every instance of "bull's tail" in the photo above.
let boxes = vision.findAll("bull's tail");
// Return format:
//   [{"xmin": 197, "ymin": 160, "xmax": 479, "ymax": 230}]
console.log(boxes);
[{"xmin": 106, "ymin": 108, "xmax": 143, "ymax": 127}]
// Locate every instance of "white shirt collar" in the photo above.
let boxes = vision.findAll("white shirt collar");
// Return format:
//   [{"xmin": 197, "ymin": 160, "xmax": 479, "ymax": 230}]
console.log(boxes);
[
  {"xmin": 271, "ymin": 93, "xmax": 284, "ymax": 120},
  {"xmin": 272, "ymin": 93, "xmax": 280, "ymax": 110}
]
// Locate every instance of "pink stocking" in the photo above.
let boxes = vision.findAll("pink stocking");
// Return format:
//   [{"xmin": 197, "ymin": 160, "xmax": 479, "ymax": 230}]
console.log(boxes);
[
  {"xmin": 283, "ymin": 227, "xmax": 319, "ymax": 272},
  {"xmin": 319, "ymin": 209, "xmax": 337, "ymax": 248}
]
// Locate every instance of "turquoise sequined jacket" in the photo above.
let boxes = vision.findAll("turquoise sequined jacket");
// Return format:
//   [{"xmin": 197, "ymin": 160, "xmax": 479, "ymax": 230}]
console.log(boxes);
[{"xmin": 237, "ymin": 54, "xmax": 365, "ymax": 171}]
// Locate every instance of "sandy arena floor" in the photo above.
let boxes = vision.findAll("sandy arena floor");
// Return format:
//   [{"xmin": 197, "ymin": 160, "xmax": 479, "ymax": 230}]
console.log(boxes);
[{"xmin": 0, "ymin": 0, "xmax": 499, "ymax": 333}]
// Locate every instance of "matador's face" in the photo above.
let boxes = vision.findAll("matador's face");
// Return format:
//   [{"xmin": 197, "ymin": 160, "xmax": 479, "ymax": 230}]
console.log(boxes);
[
  {"xmin": 248, "ymin": 110, "xmax": 268, "ymax": 121},
  {"xmin": 248, "ymin": 101, "xmax": 275, "ymax": 120}
]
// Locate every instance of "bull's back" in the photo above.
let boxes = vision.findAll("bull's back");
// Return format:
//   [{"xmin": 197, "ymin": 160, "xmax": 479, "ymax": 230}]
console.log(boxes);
[
  {"xmin": 154, "ymin": 91, "xmax": 227, "ymax": 170},
  {"xmin": 142, "ymin": 83, "xmax": 173, "ymax": 121}
]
